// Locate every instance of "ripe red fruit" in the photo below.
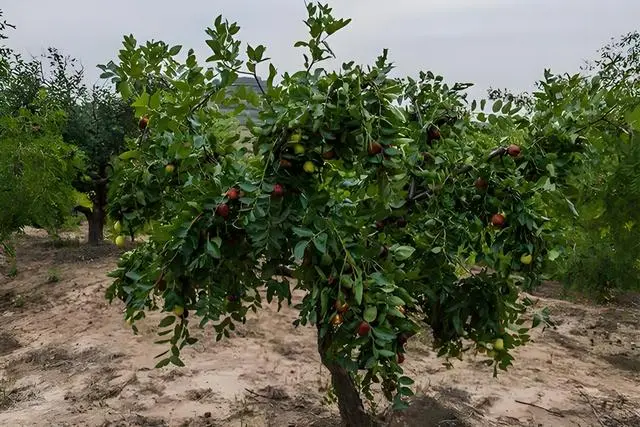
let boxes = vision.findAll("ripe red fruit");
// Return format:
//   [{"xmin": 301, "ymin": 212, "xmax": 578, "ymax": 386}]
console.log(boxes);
[
  {"xmin": 427, "ymin": 126, "xmax": 441, "ymax": 142},
  {"xmin": 272, "ymin": 184, "xmax": 285, "ymax": 197},
  {"xmin": 322, "ymin": 150, "xmax": 335, "ymax": 160},
  {"xmin": 368, "ymin": 142, "xmax": 383, "ymax": 155},
  {"xmin": 138, "ymin": 116, "xmax": 149, "ymax": 130},
  {"xmin": 226, "ymin": 188, "xmax": 240, "ymax": 200},
  {"xmin": 357, "ymin": 321, "xmax": 371, "ymax": 336},
  {"xmin": 491, "ymin": 213, "xmax": 506, "ymax": 228},
  {"xmin": 396, "ymin": 217, "xmax": 408, "ymax": 228},
  {"xmin": 474, "ymin": 177, "xmax": 489, "ymax": 190},
  {"xmin": 397, "ymin": 352, "xmax": 405, "ymax": 364},
  {"xmin": 507, "ymin": 144, "xmax": 521, "ymax": 157},
  {"xmin": 216, "ymin": 203, "xmax": 230, "ymax": 218},
  {"xmin": 279, "ymin": 159, "xmax": 292, "ymax": 169},
  {"xmin": 328, "ymin": 275, "xmax": 337, "ymax": 286},
  {"xmin": 375, "ymin": 221, "xmax": 385, "ymax": 231}
]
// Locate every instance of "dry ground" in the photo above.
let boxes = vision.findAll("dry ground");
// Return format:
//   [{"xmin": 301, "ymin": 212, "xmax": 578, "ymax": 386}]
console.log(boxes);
[{"xmin": 0, "ymin": 226, "xmax": 639, "ymax": 426}]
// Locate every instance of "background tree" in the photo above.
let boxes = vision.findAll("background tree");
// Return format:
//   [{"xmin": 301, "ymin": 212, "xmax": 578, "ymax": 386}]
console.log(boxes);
[
  {"xmin": 486, "ymin": 33, "xmax": 640, "ymax": 300},
  {"xmin": 1, "ymin": 15, "xmax": 137, "ymax": 245},
  {"xmin": 63, "ymin": 87, "xmax": 136, "ymax": 244},
  {"xmin": 0, "ymin": 10, "xmax": 78, "ymax": 254}
]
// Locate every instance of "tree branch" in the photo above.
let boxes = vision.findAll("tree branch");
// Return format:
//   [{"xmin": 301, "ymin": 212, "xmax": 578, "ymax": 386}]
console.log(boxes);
[
  {"xmin": 73, "ymin": 205, "xmax": 92, "ymax": 218},
  {"xmin": 487, "ymin": 146, "xmax": 507, "ymax": 160},
  {"xmin": 275, "ymin": 266, "xmax": 295, "ymax": 278}
]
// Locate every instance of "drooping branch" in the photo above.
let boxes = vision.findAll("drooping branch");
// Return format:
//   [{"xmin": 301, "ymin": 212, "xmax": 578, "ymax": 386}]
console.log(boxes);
[{"xmin": 73, "ymin": 205, "xmax": 92, "ymax": 218}]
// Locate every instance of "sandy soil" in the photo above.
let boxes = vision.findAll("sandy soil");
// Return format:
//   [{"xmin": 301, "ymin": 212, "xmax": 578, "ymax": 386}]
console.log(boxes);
[{"xmin": 0, "ymin": 226, "xmax": 639, "ymax": 426}]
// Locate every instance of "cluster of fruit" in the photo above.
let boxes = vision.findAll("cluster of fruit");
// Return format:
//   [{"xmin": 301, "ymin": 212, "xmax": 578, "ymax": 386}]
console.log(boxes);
[
  {"xmin": 330, "ymin": 300, "xmax": 410, "ymax": 364},
  {"xmin": 475, "ymin": 144, "xmax": 533, "ymax": 265},
  {"xmin": 113, "ymin": 221, "xmax": 126, "ymax": 248}
]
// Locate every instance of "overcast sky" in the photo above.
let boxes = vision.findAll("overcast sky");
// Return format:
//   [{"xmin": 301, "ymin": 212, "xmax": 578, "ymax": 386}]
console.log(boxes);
[{"xmin": 2, "ymin": 0, "xmax": 639, "ymax": 99}]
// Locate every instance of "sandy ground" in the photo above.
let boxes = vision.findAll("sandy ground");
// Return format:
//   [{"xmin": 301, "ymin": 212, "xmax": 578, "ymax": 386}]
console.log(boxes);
[{"xmin": 0, "ymin": 226, "xmax": 639, "ymax": 427}]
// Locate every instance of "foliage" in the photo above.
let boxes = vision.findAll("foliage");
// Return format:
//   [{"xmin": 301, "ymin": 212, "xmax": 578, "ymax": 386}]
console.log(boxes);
[
  {"xmin": 0, "ymin": 11, "xmax": 79, "ymax": 248},
  {"xmin": 101, "ymin": 5, "xmax": 580, "ymax": 420},
  {"xmin": 533, "ymin": 33, "xmax": 640, "ymax": 299},
  {"xmin": 0, "ymin": 105, "xmax": 79, "ymax": 242},
  {"xmin": 0, "ymin": 17, "xmax": 136, "ymax": 244},
  {"xmin": 486, "ymin": 31, "xmax": 640, "ymax": 299}
]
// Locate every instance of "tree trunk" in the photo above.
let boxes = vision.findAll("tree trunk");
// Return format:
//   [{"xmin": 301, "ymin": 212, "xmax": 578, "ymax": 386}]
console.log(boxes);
[
  {"xmin": 76, "ymin": 177, "xmax": 108, "ymax": 245},
  {"xmin": 87, "ymin": 208, "xmax": 105, "ymax": 245},
  {"xmin": 316, "ymin": 318, "xmax": 378, "ymax": 427},
  {"xmin": 76, "ymin": 205, "xmax": 105, "ymax": 245}
]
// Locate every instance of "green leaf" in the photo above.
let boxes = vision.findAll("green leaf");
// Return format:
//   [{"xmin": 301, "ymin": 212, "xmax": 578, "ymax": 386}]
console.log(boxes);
[
  {"xmin": 378, "ymin": 349, "xmax": 396, "ymax": 358},
  {"xmin": 159, "ymin": 316, "xmax": 176, "ymax": 328},
  {"xmin": 398, "ymin": 376, "xmax": 415, "ymax": 386},
  {"xmin": 393, "ymin": 394, "xmax": 409, "ymax": 410},
  {"xmin": 292, "ymin": 227, "xmax": 314, "ymax": 238},
  {"xmin": 387, "ymin": 295, "xmax": 405, "ymax": 306},
  {"xmin": 547, "ymin": 249, "xmax": 560, "ymax": 261},
  {"xmin": 393, "ymin": 246, "xmax": 415, "ymax": 261},
  {"xmin": 546, "ymin": 163, "xmax": 556, "ymax": 177},
  {"xmin": 566, "ymin": 198, "xmax": 579, "ymax": 217},
  {"xmin": 492, "ymin": 99, "xmax": 503, "ymax": 113},
  {"xmin": 155, "ymin": 358, "xmax": 171, "ymax": 368},
  {"xmin": 354, "ymin": 279, "xmax": 363, "ymax": 306},
  {"xmin": 132, "ymin": 91, "xmax": 150, "ymax": 108},
  {"xmin": 239, "ymin": 183, "xmax": 259, "ymax": 192},
  {"xmin": 125, "ymin": 271, "xmax": 142, "ymax": 282},
  {"xmin": 170, "ymin": 355, "xmax": 185, "ymax": 367},
  {"xmin": 294, "ymin": 241, "xmax": 309, "ymax": 260},
  {"xmin": 399, "ymin": 387, "xmax": 414, "ymax": 396},
  {"xmin": 313, "ymin": 232, "xmax": 328, "ymax": 253},
  {"xmin": 625, "ymin": 104, "xmax": 640, "ymax": 130},
  {"xmin": 363, "ymin": 306, "xmax": 378, "ymax": 323},
  {"xmin": 372, "ymin": 328, "xmax": 396, "ymax": 341},
  {"xmin": 321, "ymin": 288, "xmax": 329, "ymax": 315},
  {"xmin": 119, "ymin": 150, "xmax": 140, "ymax": 160},
  {"xmin": 169, "ymin": 45, "xmax": 182, "ymax": 56},
  {"xmin": 149, "ymin": 91, "xmax": 161, "ymax": 110},
  {"xmin": 206, "ymin": 239, "xmax": 221, "ymax": 258}
]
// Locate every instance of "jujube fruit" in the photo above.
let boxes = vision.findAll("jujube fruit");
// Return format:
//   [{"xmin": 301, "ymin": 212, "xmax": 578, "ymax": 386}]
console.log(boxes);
[
  {"xmin": 475, "ymin": 177, "xmax": 488, "ymax": 190},
  {"xmin": 357, "ymin": 321, "xmax": 371, "ymax": 336},
  {"xmin": 491, "ymin": 213, "xmax": 506, "ymax": 228},
  {"xmin": 272, "ymin": 184, "xmax": 285, "ymax": 197},
  {"xmin": 226, "ymin": 188, "xmax": 240, "ymax": 200},
  {"xmin": 138, "ymin": 116, "xmax": 149, "ymax": 130},
  {"xmin": 368, "ymin": 142, "xmax": 383, "ymax": 155},
  {"xmin": 507, "ymin": 144, "xmax": 521, "ymax": 157},
  {"xmin": 216, "ymin": 203, "xmax": 230, "ymax": 218}
]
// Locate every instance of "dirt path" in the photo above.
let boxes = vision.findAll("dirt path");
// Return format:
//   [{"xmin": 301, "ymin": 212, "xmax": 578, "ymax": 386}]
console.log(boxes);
[{"xmin": 1, "ymin": 228, "xmax": 639, "ymax": 426}]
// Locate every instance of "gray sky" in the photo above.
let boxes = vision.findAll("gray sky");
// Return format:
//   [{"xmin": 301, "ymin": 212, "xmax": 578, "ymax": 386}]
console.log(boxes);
[{"xmin": 2, "ymin": 0, "xmax": 639, "ymax": 99}]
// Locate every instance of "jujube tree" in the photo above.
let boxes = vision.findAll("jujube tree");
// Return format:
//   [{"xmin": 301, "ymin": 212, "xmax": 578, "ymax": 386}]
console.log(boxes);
[
  {"xmin": 0, "ymin": 11, "xmax": 78, "ymax": 253},
  {"xmin": 103, "ymin": 4, "xmax": 595, "ymax": 425}
]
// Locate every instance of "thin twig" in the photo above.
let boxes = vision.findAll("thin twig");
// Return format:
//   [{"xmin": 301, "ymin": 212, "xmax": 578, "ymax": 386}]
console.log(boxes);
[
  {"xmin": 577, "ymin": 389, "xmax": 606, "ymax": 427},
  {"xmin": 244, "ymin": 388, "xmax": 272, "ymax": 400},
  {"xmin": 408, "ymin": 178, "xmax": 416, "ymax": 200},
  {"xmin": 514, "ymin": 399, "xmax": 565, "ymax": 417}
]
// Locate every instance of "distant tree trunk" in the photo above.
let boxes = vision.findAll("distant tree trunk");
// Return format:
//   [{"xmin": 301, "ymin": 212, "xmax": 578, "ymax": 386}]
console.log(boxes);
[
  {"xmin": 76, "ymin": 175, "xmax": 108, "ymax": 245},
  {"xmin": 316, "ymin": 313, "xmax": 378, "ymax": 427}
]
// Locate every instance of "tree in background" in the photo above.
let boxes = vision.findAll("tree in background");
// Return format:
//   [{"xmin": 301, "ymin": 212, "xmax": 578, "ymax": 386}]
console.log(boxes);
[
  {"xmin": 486, "ymin": 32, "xmax": 640, "ymax": 300},
  {"xmin": 1, "ymin": 10, "xmax": 136, "ymax": 246},
  {"xmin": 0, "ymin": 10, "xmax": 78, "ymax": 254},
  {"xmin": 63, "ymin": 87, "xmax": 136, "ymax": 244}
]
